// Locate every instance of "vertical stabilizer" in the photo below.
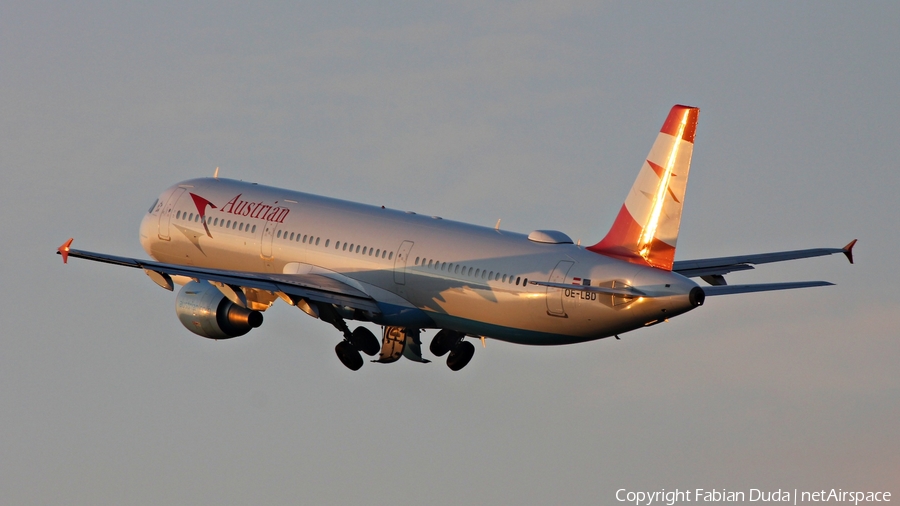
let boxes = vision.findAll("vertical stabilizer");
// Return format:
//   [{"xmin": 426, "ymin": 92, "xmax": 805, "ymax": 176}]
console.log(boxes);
[{"xmin": 587, "ymin": 105, "xmax": 699, "ymax": 270}]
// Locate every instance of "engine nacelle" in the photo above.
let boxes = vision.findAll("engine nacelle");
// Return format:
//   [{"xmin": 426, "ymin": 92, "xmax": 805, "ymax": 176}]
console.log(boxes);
[{"xmin": 175, "ymin": 281, "xmax": 263, "ymax": 339}]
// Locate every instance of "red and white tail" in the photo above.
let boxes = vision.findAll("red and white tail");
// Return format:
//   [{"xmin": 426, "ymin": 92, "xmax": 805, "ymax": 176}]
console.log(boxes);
[{"xmin": 587, "ymin": 105, "xmax": 699, "ymax": 271}]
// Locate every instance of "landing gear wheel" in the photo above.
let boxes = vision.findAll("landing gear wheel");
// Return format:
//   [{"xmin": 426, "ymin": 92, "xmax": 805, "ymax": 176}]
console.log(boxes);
[
  {"xmin": 335, "ymin": 340, "xmax": 363, "ymax": 371},
  {"xmin": 430, "ymin": 329, "xmax": 460, "ymax": 357},
  {"xmin": 446, "ymin": 341, "xmax": 475, "ymax": 371},
  {"xmin": 350, "ymin": 327, "xmax": 380, "ymax": 356}
]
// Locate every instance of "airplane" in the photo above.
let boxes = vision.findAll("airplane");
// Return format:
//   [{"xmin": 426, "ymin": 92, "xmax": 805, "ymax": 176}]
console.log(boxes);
[{"xmin": 57, "ymin": 105, "xmax": 856, "ymax": 371}]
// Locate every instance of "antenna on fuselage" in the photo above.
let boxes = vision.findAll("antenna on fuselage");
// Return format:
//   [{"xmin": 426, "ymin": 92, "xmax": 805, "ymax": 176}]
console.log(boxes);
[
  {"xmin": 495, "ymin": 219, "xmax": 501, "ymax": 231},
  {"xmin": 214, "ymin": 167, "xmax": 219, "ymax": 178}
]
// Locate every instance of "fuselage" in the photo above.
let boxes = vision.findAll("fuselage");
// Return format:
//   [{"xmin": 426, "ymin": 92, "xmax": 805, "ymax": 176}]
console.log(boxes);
[{"xmin": 140, "ymin": 177, "xmax": 701, "ymax": 345}]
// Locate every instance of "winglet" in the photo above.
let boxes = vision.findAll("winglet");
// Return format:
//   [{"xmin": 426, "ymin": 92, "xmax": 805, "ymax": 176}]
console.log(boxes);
[
  {"xmin": 843, "ymin": 239, "xmax": 857, "ymax": 264},
  {"xmin": 58, "ymin": 238, "xmax": 74, "ymax": 264}
]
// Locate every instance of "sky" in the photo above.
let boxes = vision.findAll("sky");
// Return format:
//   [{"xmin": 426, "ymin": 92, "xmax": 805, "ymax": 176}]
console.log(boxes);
[{"xmin": 1, "ymin": 2, "xmax": 898, "ymax": 504}]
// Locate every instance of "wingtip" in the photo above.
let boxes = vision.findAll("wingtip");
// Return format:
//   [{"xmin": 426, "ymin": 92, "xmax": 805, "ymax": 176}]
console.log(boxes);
[
  {"xmin": 842, "ymin": 239, "xmax": 857, "ymax": 264},
  {"xmin": 58, "ymin": 238, "xmax": 74, "ymax": 264}
]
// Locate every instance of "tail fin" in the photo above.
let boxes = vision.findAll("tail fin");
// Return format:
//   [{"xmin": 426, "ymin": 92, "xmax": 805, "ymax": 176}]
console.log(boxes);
[{"xmin": 587, "ymin": 105, "xmax": 699, "ymax": 270}]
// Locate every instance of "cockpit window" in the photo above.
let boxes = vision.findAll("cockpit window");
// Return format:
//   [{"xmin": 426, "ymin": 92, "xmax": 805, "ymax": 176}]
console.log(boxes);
[{"xmin": 148, "ymin": 199, "xmax": 159, "ymax": 213}]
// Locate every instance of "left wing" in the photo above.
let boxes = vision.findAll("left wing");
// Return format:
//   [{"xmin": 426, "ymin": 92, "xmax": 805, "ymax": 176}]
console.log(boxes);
[
  {"xmin": 672, "ymin": 239, "xmax": 855, "ymax": 295},
  {"xmin": 57, "ymin": 238, "xmax": 381, "ymax": 313}
]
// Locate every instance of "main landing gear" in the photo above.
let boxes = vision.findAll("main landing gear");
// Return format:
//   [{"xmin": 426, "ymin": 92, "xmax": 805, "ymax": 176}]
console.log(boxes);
[
  {"xmin": 333, "ymin": 327, "xmax": 380, "ymax": 370},
  {"xmin": 430, "ymin": 329, "xmax": 475, "ymax": 371},
  {"xmin": 318, "ymin": 305, "xmax": 379, "ymax": 371},
  {"xmin": 317, "ymin": 303, "xmax": 475, "ymax": 371}
]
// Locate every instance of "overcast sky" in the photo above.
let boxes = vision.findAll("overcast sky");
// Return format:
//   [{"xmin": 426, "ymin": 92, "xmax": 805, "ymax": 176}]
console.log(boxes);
[{"xmin": 1, "ymin": 2, "xmax": 897, "ymax": 504}]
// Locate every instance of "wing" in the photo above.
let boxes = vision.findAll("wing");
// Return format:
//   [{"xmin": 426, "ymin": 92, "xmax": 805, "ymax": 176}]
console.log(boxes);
[
  {"xmin": 57, "ymin": 239, "xmax": 381, "ymax": 313},
  {"xmin": 672, "ymin": 239, "xmax": 855, "ymax": 295}
]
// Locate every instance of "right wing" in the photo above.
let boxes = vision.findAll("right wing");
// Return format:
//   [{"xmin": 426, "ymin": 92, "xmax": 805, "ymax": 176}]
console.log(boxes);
[{"xmin": 672, "ymin": 240, "xmax": 855, "ymax": 295}]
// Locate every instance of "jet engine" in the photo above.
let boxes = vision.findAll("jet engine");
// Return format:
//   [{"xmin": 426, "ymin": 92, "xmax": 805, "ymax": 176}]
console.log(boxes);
[{"xmin": 175, "ymin": 281, "xmax": 263, "ymax": 339}]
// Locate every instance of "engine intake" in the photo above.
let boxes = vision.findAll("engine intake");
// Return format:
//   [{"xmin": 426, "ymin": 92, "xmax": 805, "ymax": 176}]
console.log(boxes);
[{"xmin": 175, "ymin": 281, "xmax": 263, "ymax": 339}]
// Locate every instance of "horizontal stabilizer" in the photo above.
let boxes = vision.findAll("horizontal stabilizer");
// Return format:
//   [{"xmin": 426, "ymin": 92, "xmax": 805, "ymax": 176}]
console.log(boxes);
[{"xmin": 703, "ymin": 281, "xmax": 833, "ymax": 296}]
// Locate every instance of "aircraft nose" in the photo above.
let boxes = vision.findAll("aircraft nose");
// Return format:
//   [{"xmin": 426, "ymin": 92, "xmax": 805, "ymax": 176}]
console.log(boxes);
[{"xmin": 139, "ymin": 212, "xmax": 154, "ymax": 256}]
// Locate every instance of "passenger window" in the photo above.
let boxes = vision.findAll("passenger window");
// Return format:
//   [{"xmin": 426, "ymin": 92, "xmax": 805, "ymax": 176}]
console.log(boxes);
[
  {"xmin": 382, "ymin": 250, "xmax": 386, "ymax": 258},
  {"xmin": 502, "ymin": 274, "xmax": 507, "ymax": 282},
  {"xmin": 467, "ymin": 267, "xmax": 473, "ymax": 276},
  {"xmin": 343, "ymin": 243, "xmax": 348, "ymax": 251},
  {"xmin": 315, "ymin": 237, "xmax": 320, "ymax": 245},
  {"xmin": 441, "ymin": 263, "xmax": 446, "ymax": 271},
  {"xmin": 378, "ymin": 249, "xmax": 382, "ymax": 258},
  {"xmin": 325, "ymin": 239, "xmax": 330, "ymax": 247},
  {"xmin": 388, "ymin": 252, "xmax": 393, "ymax": 260},
  {"xmin": 302, "ymin": 235, "xmax": 308, "ymax": 243},
  {"xmin": 362, "ymin": 247, "xmax": 367, "ymax": 255},
  {"xmin": 369, "ymin": 248, "xmax": 373, "ymax": 256},
  {"xmin": 239, "ymin": 223, "xmax": 244, "ymax": 231},
  {"xmin": 276, "ymin": 230, "xmax": 280, "ymax": 238},
  {"xmin": 415, "ymin": 257, "xmax": 420, "ymax": 265},
  {"xmin": 176, "ymin": 211, "xmax": 181, "ymax": 219},
  {"xmin": 226, "ymin": 220, "xmax": 232, "ymax": 228},
  {"xmin": 454, "ymin": 265, "xmax": 460, "ymax": 274},
  {"xmin": 523, "ymin": 278, "xmax": 528, "ymax": 286},
  {"xmin": 252, "ymin": 225, "xmax": 256, "ymax": 233},
  {"xmin": 475, "ymin": 269, "xmax": 480, "ymax": 277},
  {"xmin": 483, "ymin": 271, "xmax": 488, "ymax": 280},
  {"xmin": 516, "ymin": 276, "xmax": 521, "ymax": 285},
  {"xmin": 428, "ymin": 260, "xmax": 433, "ymax": 268},
  {"xmin": 290, "ymin": 232, "xmax": 295, "ymax": 240},
  {"xmin": 355, "ymin": 245, "xmax": 360, "ymax": 253}
]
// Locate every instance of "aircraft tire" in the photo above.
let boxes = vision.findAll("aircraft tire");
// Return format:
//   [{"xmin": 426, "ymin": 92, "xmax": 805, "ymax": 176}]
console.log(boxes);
[
  {"xmin": 335, "ymin": 340, "xmax": 364, "ymax": 371},
  {"xmin": 350, "ymin": 327, "xmax": 380, "ymax": 356},
  {"xmin": 446, "ymin": 341, "xmax": 475, "ymax": 371},
  {"xmin": 430, "ymin": 329, "xmax": 459, "ymax": 357}
]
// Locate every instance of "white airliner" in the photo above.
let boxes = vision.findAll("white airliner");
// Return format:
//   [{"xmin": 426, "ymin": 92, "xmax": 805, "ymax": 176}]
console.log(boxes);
[{"xmin": 58, "ymin": 105, "xmax": 855, "ymax": 371}]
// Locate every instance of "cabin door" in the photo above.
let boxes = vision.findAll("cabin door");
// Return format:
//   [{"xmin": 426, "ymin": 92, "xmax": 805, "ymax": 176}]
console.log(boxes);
[
  {"xmin": 546, "ymin": 260, "xmax": 574, "ymax": 317},
  {"xmin": 157, "ymin": 188, "xmax": 186, "ymax": 241},
  {"xmin": 393, "ymin": 241, "xmax": 414, "ymax": 285}
]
